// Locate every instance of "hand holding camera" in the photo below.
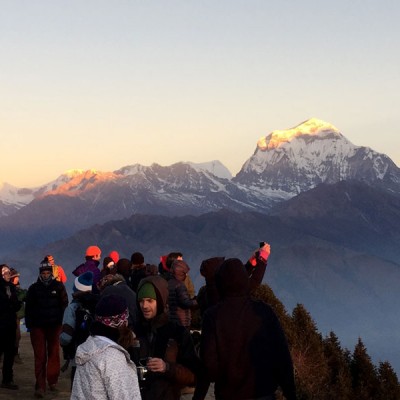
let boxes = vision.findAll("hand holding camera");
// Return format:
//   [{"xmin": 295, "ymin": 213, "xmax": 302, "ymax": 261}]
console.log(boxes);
[
  {"xmin": 249, "ymin": 241, "xmax": 271, "ymax": 266},
  {"xmin": 258, "ymin": 242, "xmax": 271, "ymax": 262},
  {"xmin": 146, "ymin": 357, "xmax": 167, "ymax": 373}
]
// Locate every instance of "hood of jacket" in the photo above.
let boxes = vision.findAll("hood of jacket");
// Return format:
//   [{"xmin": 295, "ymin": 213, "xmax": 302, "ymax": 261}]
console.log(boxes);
[
  {"xmin": 75, "ymin": 335, "xmax": 131, "ymax": 366},
  {"xmin": 171, "ymin": 260, "xmax": 189, "ymax": 282},
  {"xmin": 137, "ymin": 275, "xmax": 168, "ymax": 315},
  {"xmin": 215, "ymin": 258, "xmax": 249, "ymax": 298}
]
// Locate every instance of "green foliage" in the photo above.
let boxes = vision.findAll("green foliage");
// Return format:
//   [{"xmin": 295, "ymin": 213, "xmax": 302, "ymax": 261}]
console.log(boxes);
[
  {"xmin": 351, "ymin": 338, "xmax": 379, "ymax": 399},
  {"xmin": 376, "ymin": 361, "xmax": 400, "ymax": 400},
  {"xmin": 323, "ymin": 332, "xmax": 353, "ymax": 399},
  {"xmin": 251, "ymin": 284, "xmax": 400, "ymax": 399},
  {"xmin": 291, "ymin": 304, "xmax": 329, "ymax": 400},
  {"xmin": 251, "ymin": 283, "xmax": 293, "ymax": 341}
]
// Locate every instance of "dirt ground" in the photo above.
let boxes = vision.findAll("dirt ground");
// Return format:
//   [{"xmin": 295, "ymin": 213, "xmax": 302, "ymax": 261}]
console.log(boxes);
[
  {"xmin": 0, "ymin": 332, "xmax": 70, "ymax": 399},
  {"xmin": 0, "ymin": 332, "xmax": 214, "ymax": 400}
]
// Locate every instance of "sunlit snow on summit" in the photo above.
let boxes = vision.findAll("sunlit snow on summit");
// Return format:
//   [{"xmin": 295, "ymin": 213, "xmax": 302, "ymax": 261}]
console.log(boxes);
[{"xmin": 257, "ymin": 118, "xmax": 340, "ymax": 151}]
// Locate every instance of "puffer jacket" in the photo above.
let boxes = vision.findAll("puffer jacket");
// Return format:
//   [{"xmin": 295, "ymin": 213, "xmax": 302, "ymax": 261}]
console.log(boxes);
[
  {"xmin": 71, "ymin": 335, "xmax": 141, "ymax": 400},
  {"xmin": 168, "ymin": 277, "xmax": 196, "ymax": 328},
  {"xmin": 25, "ymin": 277, "xmax": 68, "ymax": 329}
]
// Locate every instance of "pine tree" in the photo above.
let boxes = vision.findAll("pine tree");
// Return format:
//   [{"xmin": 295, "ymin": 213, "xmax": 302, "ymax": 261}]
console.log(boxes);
[
  {"xmin": 376, "ymin": 361, "xmax": 400, "ymax": 400},
  {"xmin": 291, "ymin": 303, "xmax": 329, "ymax": 399},
  {"xmin": 251, "ymin": 283, "xmax": 293, "ymax": 342},
  {"xmin": 323, "ymin": 331, "xmax": 353, "ymax": 399},
  {"xmin": 351, "ymin": 337, "xmax": 379, "ymax": 399}
]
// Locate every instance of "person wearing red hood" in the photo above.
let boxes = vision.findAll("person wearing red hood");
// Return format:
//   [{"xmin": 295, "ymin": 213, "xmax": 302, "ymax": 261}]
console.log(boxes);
[
  {"xmin": 198, "ymin": 257, "xmax": 296, "ymax": 400},
  {"xmin": 108, "ymin": 250, "xmax": 120, "ymax": 264}
]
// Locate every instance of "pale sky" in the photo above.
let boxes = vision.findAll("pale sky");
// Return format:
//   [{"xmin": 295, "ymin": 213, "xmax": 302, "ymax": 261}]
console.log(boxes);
[{"xmin": 1, "ymin": 1, "xmax": 399, "ymax": 187}]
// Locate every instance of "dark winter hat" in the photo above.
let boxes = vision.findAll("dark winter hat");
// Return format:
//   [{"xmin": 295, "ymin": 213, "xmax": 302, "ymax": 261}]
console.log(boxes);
[
  {"xmin": 39, "ymin": 260, "xmax": 53, "ymax": 273},
  {"xmin": 116, "ymin": 258, "xmax": 131, "ymax": 277},
  {"xmin": 131, "ymin": 252, "xmax": 144, "ymax": 265},
  {"xmin": 137, "ymin": 282, "xmax": 157, "ymax": 301},
  {"xmin": 103, "ymin": 256, "xmax": 115, "ymax": 269},
  {"xmin": 95, "ymin": 294, "xmax": 129, "ymax": 328},
  {"xmin": 73, "ymin": 271, "xmax": 93, "ymax": 292}
]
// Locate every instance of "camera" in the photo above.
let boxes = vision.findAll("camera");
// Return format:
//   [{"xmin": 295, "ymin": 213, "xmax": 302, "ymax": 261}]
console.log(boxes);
[{"xmin": 137, "ymin": 365, "xmax": 148, "ymax": 381}]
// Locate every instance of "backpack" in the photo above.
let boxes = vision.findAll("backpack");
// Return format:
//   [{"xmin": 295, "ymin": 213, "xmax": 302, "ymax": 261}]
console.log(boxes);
[
  {"xmin": 61, "ymin": 297, "xmax": 97, "ymax": 362},
  {"xmin": 74, "ymin": 304, "xmax": 94, "ymax": 347}
]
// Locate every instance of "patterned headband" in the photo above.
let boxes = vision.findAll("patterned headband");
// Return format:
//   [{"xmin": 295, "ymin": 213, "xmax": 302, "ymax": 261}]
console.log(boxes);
[{"xmin": 95, "ymin": 308, "xmax": 129, "ymax": 328}]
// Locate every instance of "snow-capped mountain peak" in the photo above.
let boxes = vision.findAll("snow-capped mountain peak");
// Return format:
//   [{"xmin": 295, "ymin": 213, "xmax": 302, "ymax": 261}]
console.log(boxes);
[
  {"xmin": 187, "ymin": 160, "xmax": 232, "ymax": 180},
  {"xmin": 257, "ymin": 118, "xmax": 341, "ymax": 151},
  {"xmin": 235, "ymin": 118, "xmax": 400, "ymax": 197}
]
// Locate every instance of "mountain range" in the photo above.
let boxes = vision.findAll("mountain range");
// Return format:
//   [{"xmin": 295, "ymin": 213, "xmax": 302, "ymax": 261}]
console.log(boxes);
[{"xmin": 1, "ymin": 117, "xmax": 399, "ymax": 373}]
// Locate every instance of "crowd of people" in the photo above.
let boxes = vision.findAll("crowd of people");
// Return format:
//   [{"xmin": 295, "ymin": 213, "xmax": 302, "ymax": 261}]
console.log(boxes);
[{"xmin": 0, "ymin": 243, "xmax": 297, "ymax": 400}]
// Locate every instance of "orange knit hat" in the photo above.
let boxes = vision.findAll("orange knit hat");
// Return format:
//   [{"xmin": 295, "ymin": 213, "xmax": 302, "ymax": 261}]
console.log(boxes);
[{"xmin": 86, "ymin": 245, "xmax": 101, "ymax": 257}]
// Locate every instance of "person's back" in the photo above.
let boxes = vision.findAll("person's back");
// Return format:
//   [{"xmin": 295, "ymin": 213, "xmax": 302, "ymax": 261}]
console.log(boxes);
[
  {"xmin": 71, "ymin": 294, "xmax": 141, "ymax": 400},
  {"xmin": 99, "ymin": 274, "xmax": 138, "ymax": 328},
  {"xmin": 168, "ymin": 260, "xmax": 197, "ymax": 329},
  {"xmin": 60, "ymin": 272, "xmax": 98, "ymax": 385},
  {"xmin": 200, "ymin": 258, "xmax": 296, "ymax": 400}
]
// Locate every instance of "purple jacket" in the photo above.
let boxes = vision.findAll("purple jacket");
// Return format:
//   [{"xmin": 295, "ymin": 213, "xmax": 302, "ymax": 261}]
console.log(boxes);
[{"xmin": 73, "ymin": 260, "xmax": 101, "ymax": 292}]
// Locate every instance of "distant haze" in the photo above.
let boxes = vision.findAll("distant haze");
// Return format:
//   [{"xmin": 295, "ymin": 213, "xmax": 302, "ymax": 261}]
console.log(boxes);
[{"xmin": 1, "ymin": 1, "xmax": 399, "ymax": 187}]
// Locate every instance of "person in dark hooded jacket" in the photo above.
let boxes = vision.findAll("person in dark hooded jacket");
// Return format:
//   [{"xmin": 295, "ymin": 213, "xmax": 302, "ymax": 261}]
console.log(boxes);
[
  {"xmin": 0, "ymin": 265, "xmax": 22, "ymax": 390},
  {"xmin": 134, "ymin": 275, "xmax": 200, "ymax": 400},
  {"xmin": 198, "ymin": 257, "xmax": 296, "ymax": 400},
  {"xmin": 197, "ymin": 243, "xmax": 271, "ymax": 317}
]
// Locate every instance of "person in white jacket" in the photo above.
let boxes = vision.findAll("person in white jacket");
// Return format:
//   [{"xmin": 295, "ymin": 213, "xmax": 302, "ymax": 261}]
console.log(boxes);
[{"xmin": 71, "ymin": 294, "xmax": 141, "ymax": 400}]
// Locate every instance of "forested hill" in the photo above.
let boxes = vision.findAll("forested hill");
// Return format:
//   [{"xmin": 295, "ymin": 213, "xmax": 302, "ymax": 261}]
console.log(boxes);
[{"xmin": 249, "ymin": 284, "xmax": 400, "ymax": 399}]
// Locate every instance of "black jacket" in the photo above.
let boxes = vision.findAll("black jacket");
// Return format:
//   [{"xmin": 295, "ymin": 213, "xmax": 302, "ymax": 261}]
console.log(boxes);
[
  {"xmin": 25, "ymin": 277, "xmax": 68, "ymax": 329},
  {"xmin": 0, "ymin": 278, "xmax": 21, "ymax": 330},
  {"xmin": 200, "ymin": 258, "xmax": 296, "ymax": 400}
]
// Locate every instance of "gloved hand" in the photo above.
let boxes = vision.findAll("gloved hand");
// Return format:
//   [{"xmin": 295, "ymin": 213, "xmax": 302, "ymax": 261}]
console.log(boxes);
[
  {"xmin": 258, "ymin": 242, "xmax": 271, "ymax": 262},
  {"xmin": 248, "ymin": 242, "xmax": 271, "ymax": 266}
]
